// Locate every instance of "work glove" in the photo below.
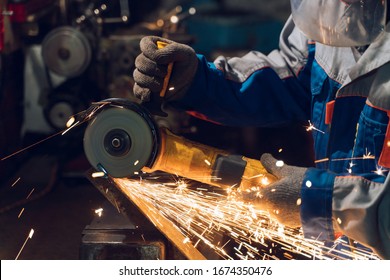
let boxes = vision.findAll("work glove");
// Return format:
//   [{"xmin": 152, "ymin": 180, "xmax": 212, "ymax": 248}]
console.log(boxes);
[
  {"xmin": 244, "ymin": 153, "xmax": 307, "ymax": 228},
  {"xmin": 133, "ymin": 36, "xmax": 198, "ymax": 104}
]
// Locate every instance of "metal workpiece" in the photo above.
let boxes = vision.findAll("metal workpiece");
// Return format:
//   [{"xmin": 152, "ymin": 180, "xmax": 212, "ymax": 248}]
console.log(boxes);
[
  {"xmin": 84, "ymin": 168, "xmax": 206, "ymax": 260},
  {"xmin": 83, "ymin": 169, "xmax": 168, "ymax": 260}
]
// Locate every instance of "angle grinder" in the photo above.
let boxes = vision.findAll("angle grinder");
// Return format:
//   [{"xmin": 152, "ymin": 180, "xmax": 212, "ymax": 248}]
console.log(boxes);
[{"xmin": 83, "ymin": 98, "xmax": 276, "ymax": 191}]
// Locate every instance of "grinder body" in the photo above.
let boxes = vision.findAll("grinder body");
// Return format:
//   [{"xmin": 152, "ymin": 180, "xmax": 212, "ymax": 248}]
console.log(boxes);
[{"xmin": 145, "ymin": 129, "xmax": 275, "ymax": 190}]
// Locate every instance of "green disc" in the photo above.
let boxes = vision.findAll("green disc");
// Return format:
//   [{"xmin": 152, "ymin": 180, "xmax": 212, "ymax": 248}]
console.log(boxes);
[{"xmin": 83, "ymin": 107, "xmax": 154, "ymax": 177}]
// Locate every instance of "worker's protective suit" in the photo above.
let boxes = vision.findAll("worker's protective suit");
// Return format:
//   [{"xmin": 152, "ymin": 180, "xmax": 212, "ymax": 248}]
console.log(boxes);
[{"xmin": 133, "ymin": 0, "xmax": 390, "ymax": 259}]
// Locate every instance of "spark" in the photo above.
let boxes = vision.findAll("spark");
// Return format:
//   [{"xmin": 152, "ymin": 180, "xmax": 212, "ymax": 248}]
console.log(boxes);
[
  {"xmin": 314, "ymin": 157, "xmax": 329, "ymax": 164},
  {"xmin": 363, "ymin": 149, "xmax": 375, "ymax": 159},
  {"xmin": 306, "ymin": 120, "xmax": 325, "ymax": 134},
  {"xmin": 175, "ymin": 180, "xmax": 188, "ymax": 193},
  {"xmin": 95, "ymin": 208, "xmax": 104, "ymax": 217},
  {"xmin": 260, "ymin": 177, "xmax": 270, "ymax": 186},
  {"xmin": 112, "ymin": 177, "xmax": 379, "ymax": 260},
  {"xmin": 278, "ymin": 148, "xmax": 283, "ymax": 153},
  {"xmin": 113, "ymin": 199, "xmax": 121, "ymax": 213},
  {"xmin": 11, "ymin": 177, "xmax": 21, "ymax": 187},
  {"xmin": 0, "ymin": 101, "xmax": 109, "ymax": 161},
  {"xmin": 275, "ymin": 160, "xmax": 284, "ymax": 167},
  {"xmin": 315, "ymin": 149, "xmax": 378, "ymax": 171},
  {"xmin": 374, "ymin": 167, "xmax": 386, "ymax": 176},
  {"xmin": 18, "ymin": 208, "xmax": 25, "ymax": 219},
  {"xmin": 62, "ymin": 120, "xmax": 80, "ymax": 135},
  {"xmin": 204, "ymin": 159, "xmax": 211, "ymax": 166},
  {"xmin": 26, "ymin": 188, "xmax": 35, "ymax": 200},
  {"xmin": 134, "ymin": 160, "xmax": 140, "ymax": 166},
  {"xmin": 92, "ymin": 171, "xmax": 106, "ymax": 178},
  {"xmin": 15, "ymin": 229, "xmax": 34, "ymax": 260},
  {"xmin": 1, "ymin": 130, "xmax": 68, "ymax": 161},
  {"xmin": 347, "ymin": 161, "xmax": 355, "ymax": 173},
  {"xmin": 66, "ymin": 116, "xmax": 76, "ymax": 128},
  {"xmin": 305, "ymin": 180, "xmax": 312, "ymax": 188}
]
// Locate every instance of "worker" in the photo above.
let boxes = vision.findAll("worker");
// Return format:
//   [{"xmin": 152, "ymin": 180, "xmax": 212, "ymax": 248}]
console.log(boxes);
[{"xmin": 133, "ymin": 0, "xmax": 390, "ymax": 259}]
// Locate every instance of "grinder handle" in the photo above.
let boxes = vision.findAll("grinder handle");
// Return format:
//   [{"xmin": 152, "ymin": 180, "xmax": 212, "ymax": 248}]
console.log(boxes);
[{"xmin": 157, "ymin": 41, "xmax": 174, "ymax": 97}]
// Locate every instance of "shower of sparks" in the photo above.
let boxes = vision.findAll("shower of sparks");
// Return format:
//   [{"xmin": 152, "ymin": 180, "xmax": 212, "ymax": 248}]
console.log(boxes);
[
  {"xmin": 15, "ymin": 229, "xmax": 34, "ymax": 260},
  {"xmin": 306, "ymin": 120, "xmax": 325, "ymax": 134},
  {"xmin": 94, "ymin": 208, "xmax": 104, "ymax": 217},
  {"xmin": 1, "ymin": 100, "xmax": 112, "ymax": 161},
  {"xmin": 113, "ymin": 177, "xmax": 379, "ymax": 260},
  {"xmin": 314, "ymin": 148, "xmax": 387, "ymax": 176}
]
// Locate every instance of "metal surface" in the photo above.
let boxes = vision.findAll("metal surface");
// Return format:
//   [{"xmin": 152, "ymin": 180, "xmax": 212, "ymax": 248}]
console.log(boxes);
[
  {"xmin": 41, "ymin": 26, "xmax": 92, "ymax": 77},
  {"xmin": 80, "ymin": 200, "xmax": 168, "ymax": 260},
  {"xmin": 85, "ymin": 168, "xmax": 206, "ymax": 260}
]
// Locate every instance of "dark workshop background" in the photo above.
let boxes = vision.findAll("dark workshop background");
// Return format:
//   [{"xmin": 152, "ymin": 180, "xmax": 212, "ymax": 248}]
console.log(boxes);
[{"xmin": 0, "ymin": 0, "xmax": 313, "ymax": 260}]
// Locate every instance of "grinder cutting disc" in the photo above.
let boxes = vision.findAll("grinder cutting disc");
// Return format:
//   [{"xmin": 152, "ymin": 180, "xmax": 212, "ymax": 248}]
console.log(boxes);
[{"xmin": 83, "ymin": 105, "xmax": 156, "ymax": 178}]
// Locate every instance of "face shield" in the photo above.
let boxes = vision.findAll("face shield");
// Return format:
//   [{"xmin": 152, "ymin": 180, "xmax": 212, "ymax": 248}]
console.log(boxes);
[{"xmin": 291, "ymin": 0, "xmax": 387, "ymax": 47}]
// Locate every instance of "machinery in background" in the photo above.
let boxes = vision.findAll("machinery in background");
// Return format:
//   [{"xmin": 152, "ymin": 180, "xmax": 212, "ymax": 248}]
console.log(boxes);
[
  {"xmin": 14, "ymin": 0, "xmax": 196, "ymax": 178},
  {"xmin": 2, "ymin": 0, "xmax": 298, "ymax": 179}
]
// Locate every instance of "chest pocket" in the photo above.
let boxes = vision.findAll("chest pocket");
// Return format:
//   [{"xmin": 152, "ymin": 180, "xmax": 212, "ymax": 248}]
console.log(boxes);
[{"xmin": 353, "ymin": 103, "xmax": 389, "ymax": 173}]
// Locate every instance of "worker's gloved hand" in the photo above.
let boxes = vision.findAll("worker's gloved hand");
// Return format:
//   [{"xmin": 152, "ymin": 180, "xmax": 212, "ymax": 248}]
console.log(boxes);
[
  {"xmin": 244, "ymin": 153, "xmax": 307, "ymax": 228},
  {"xmin": 133, "ymin": 36, "xmax": 198, "ymax": 103}
]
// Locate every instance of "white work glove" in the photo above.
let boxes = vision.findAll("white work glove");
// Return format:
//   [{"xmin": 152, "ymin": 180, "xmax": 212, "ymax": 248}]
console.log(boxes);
[
  {"xmin": 133, "ymin": 36, "xmax": 198, "ymax": 103},
  {"xmin": 244, "ymin": 153, "xmax": 307, "ymax": 228}
]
